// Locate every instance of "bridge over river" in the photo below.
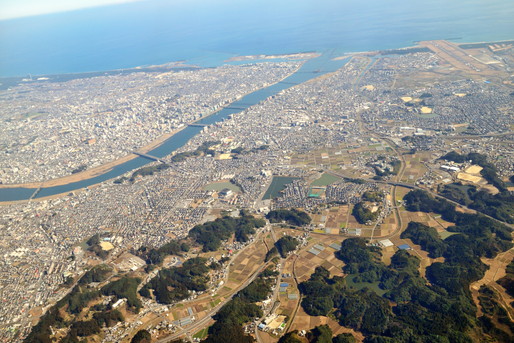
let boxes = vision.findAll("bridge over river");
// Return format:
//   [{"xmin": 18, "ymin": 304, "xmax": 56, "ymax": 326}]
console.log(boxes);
[{"xmin": 0, "ymin": 52, "xmax": 349, "ymax": 202}]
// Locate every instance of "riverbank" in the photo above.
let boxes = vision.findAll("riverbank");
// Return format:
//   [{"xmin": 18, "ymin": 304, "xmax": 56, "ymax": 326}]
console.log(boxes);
[
  {"xmin": 0, "ymin": 60, "xmax": 309, "ymax": 194},
  {"xmin": 0, "ymin": 128, "xmax": 178, "ymax": 190}
]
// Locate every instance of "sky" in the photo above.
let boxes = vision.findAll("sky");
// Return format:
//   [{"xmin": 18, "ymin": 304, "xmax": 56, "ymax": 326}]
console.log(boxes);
[{"xmin": 0, "ymin": 0, "xmax": 143, "ymax": 20}]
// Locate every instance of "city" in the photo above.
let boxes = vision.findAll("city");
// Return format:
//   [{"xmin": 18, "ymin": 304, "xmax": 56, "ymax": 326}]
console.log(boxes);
[{"xmin": 1, "ymin": 40, "xmax": 513, "ymax": 342}]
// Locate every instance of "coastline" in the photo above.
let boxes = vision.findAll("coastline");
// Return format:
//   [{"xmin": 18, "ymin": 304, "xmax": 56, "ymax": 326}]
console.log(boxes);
[
  {"xmin": 2, "ymin": 37, "xmax": 511, "ymax": 201},
  {"xmin": 0, "ymin": 61, "xmax": 199, "ymax": 91},
  {"xmin": 224, "ymin": 52, "xmax": 320, "ymax": 63}
]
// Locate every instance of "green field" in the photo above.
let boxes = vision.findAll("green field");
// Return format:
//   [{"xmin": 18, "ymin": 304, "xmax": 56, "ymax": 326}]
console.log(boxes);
[
  {"xmin": 345, "ymin": 274, "xmax": 387, "ymax": 296},
  {"xmin": 439, "ymin": 230, "xmax": 459, "ymax": 240},
  {"xmin": 311, "ymin": 173, "xmax": 341, "ymax": 187},
  {"xmin": 193, "ymin": 328, "xmax": 208, "ymax": 340},
  {"xmin": 210, "ymin": 299, "xmax": 221, "ymax": 307}
]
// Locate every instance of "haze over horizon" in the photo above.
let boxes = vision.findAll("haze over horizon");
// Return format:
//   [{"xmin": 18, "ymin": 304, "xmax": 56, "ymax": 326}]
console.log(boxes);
[{"xmin": 0, "ymin": 0, "xmax": 143, "ymax": 20}]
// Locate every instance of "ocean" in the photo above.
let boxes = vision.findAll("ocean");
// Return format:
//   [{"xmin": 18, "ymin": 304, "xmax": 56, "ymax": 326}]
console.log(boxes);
[{"xmin": 0, "ymin": 0, "xmax": 513, "ymax": 77}]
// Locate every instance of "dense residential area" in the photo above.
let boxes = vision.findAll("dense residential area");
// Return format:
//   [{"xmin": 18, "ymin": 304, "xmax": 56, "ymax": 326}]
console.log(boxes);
[{"xmin": 1, "ymin": 40, "xmax": 514, "ymax": 342}]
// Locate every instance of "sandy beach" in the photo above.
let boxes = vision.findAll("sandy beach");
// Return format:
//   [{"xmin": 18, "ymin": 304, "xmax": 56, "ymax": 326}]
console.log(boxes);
[{"xmin": 224, "ymin": 52, "xmax": 319, "ymax": 63}]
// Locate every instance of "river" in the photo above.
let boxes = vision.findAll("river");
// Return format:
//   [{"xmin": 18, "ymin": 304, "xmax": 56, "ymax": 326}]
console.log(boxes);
[{"xmin": 0, "ymin": 52, "xmax": 349, "ymax": 202}]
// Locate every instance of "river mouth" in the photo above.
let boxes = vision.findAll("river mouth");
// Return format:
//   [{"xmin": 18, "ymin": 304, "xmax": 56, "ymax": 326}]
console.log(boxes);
[{"xmin": 0, "ymin": 52, "xmax": 349, "ymax": 203}]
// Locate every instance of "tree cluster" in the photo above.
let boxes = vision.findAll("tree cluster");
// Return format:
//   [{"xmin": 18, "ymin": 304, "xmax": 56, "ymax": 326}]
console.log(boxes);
[
  {"xmin": 140, "ymin": 257, "xmax": 210, "ymax": 304},
  {"xmin": 203, "ymin": 270, "xmax": 277, "ymax": 343},
  {"xmin": 279, "ymin": 327, "xmax": 355, "ymax": 343},
  {"xmin": 264, "ymin": 246, "xmax": 279, "ymax": 262},
  {"xmin": 129, "ymin": 164, "xmax": 170, "ymax": 182},
  {"xmin": 299, "ymin": 232, "xmax": 514, "ymax": 342},
  {"xmin": 439, "ymin": 182, "xmax": 514, "ymax": 224},
  {"xmin": 188, "ymin": 214, "xmax": 265, "ymax": 252},
  {"xmin": 170, "ymin": 140, "xmax": 220, "ymax": 162},
  {"xmin": 497, "ymin": 257, "xmax": 514, "ymax": 299},
  {"xmin": 361, "ymin": 191, "xmax": 383, "ymax": 203},
  {"xmin": 25, "ymin": 284, "xmax": 124, "ymax": 343},
  {"xmin": 275, "ymin": 235, "xmax": 300, "ymax": 258},
  {"xmin": 477, "ymin": 285, "xmax": 514, "ymax": 341},
  {"xmin": 131, "ymin": 329, "xmax": 152, "ymax": 343},
  {"xmin": 61, "ymin": 309, "xmax": 123, "ymax": 342},
  {"xmin": 351, "ymin": 202, "xmax": 379, "ymax": 225},
  {"xmin": 266, "ymin": 208, "xmax": 311, "ymax": 226},
  {"xmin": 78, "ymin": 264, "xmax": 113, "ymax": 285},
  {"xmin": 400, "ymin": 222, "xmax": 447, "ymax": 258},
  {"xmin": 235, "ymin": 271, "xmax": 273, "ymax": 303},
  {"xmin": 101, "ymin": 276, "xmax": 142, "ymax": 312},
  {"xmin": 137, "ymin": 239, "xmax": 190, "ymax": 265},
  {"xmin": 24, "ymin": 307, "xmax": 66, "ymax": 343}
]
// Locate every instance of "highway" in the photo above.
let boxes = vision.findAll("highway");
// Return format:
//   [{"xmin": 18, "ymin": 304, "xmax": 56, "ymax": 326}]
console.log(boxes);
[{"xmin": 396, "ymin": 131, "xmax": 514, "ymax": 141}]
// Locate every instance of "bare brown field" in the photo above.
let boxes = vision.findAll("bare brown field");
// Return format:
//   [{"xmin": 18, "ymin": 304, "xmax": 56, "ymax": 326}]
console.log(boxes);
[
  {"xmin": 325, "ymin": 206, "xmax": 348, "ymax": 229},
  {"xmin": 274, "ymin": 231, "xmax": 349, "ymax": 338},
  {"xmin": 326, "ymin": 317, "xmax": 365, "ymax": 342},
  {"xmin": 380, "ymin": 246, "xmax": 397, "ymax": 266},
  {"xmin": 377, "ymin": 210, "xmax": 398, "ymax": 238},
  {"xmin": 395, "ymin": 187, "xmax": 410, "ymax": 202},
  {"xmin": 225, "ymin": 238, "xmax": 268, "ymax": 290},
  {"xmin": 471, "ymin": 249, "xmax": 514, "ymax": 318}
]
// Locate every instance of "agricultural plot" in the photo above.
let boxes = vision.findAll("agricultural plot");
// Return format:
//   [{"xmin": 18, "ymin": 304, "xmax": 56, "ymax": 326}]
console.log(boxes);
[
  {"xmin": 325, "ymin": 206, "xmax": 348, "ymax": 230},
  {"xmin": 400, "ymin": 153, "xmax": 429, "ymax": 184},
  {"xmin": 224, "ymin": 236, "xmax": 268, "ymax": 290}
]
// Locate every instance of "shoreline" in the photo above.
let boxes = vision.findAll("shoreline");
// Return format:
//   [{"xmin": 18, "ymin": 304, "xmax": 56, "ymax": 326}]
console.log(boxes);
[
  {"xmin": 224, "ymin": 52, "xmax": 320, "ymax": 63},
  {"xmin": 0, "ymin": 60, "xmax": 197, "ymax": 81},
  {"xmin": 1, "ymin": 37, "xmax": 511, "ymax": 200},
  {"xmin": 2, "ymin": 38, "xmax": 513, "ymax": 80}
]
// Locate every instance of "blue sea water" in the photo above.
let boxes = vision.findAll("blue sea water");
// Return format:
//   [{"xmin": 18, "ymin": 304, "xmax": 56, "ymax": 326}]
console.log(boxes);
[{"xmin": 0, "ymin": 0, "xmax": 513, "ymax": 77}]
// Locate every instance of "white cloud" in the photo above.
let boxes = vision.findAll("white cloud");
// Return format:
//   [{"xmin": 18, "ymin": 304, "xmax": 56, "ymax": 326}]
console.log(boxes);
[{"xmin": 0, "ymin": 0, "xmax": 144, "ymax": 20}]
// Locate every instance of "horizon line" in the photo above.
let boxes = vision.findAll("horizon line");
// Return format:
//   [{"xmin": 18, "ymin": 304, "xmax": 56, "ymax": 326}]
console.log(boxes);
[{"xmin": 0, "ymin": 0, "xmax": 144, "ymax": 21}]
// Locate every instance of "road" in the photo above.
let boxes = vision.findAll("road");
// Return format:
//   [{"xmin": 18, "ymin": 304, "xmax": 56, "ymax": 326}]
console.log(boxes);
[
  {"xmin": 282, "ymin": 253, "xmax": 302, "ymax": 334},
  {"xmin": 255, "ymin": 226, "xmax": 280, "ymax": 343},
  {"xmin": 156, "ymin": 261, "xmax": 270, "ymax": 342},
  {"xmin": 439, "ymin": 131, "xmax": 514, "ymax": 140},
  {"xmin": 156, "ymin": 229, "xmax": 272, "ymax": 343},
  {"xmin": 327, "ymin": 170, "xmax": 514, "ymax": 231}
]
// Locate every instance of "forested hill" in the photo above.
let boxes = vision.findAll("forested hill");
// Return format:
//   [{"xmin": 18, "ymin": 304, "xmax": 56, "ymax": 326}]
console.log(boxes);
[{"xmin": 297, "ymin": 188, "xmax": 513, "ymax": 342}]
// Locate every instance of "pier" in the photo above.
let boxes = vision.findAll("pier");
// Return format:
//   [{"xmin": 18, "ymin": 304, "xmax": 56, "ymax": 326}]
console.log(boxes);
[{"xmin": 188, "ymin": 123, "xmax": 209, "ymax": 127}]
